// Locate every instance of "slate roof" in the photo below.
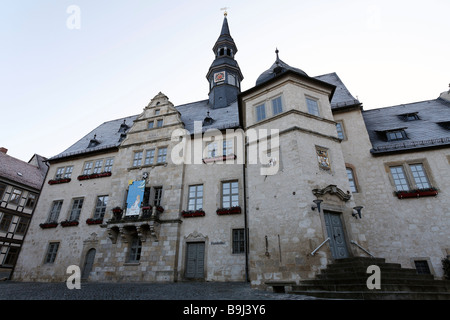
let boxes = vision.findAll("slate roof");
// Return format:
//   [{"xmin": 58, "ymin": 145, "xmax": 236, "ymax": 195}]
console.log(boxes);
[
  {"xmin": 363, "ymin": 97, "xmax": 450, "ymax": 154},
  {"xmin": 0, "ymin": 152, "xmax": 48, "ymax": 190},
  {"xmin": 49, "ymin": 115, "xmax": 138, "ymax": 161},
  {"xmin": 314, "ymin": 72, "xmax": 361, "ymax": 109},
  {"xmin": 176, "ymin": 99, "xmax": 240, "ymax": 133}
]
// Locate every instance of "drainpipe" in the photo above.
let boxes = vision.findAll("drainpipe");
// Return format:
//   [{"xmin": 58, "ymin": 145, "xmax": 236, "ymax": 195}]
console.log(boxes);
[{"xmin": 243, "ymin": 160, "xmax": 249, "ymax": 282}]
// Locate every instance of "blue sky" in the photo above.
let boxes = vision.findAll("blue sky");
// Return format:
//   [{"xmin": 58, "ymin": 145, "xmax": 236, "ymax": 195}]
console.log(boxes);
[{"xmin": 1, "ymin": 0, "xmax": 449, "ymax": 162}]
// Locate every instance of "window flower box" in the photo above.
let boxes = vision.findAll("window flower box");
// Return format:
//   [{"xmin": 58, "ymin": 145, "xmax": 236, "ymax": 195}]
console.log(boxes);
[
  {"xmin": 39, "ymin": 222, "xmax": 58, "ymax": 229},
  {"xmin": 77, "ymin": 171, "xmax": 112, "ymax": 181},
  {"xmin": 48, "ymin": 178, "xmax": 71, "ymax": 185},
  {"xmin": 156, "ymin": 205, "xmax": 164, "ymax": 213},
  {"xmin": 395, "ymin": 187, "xmax": 438, "ymax": 199},
  {"xmin": 60, "ymin": 220, "xmax": 79, "ymax": 227},
  {"xmin": 216, "ymin": 206, "xmax": 242, "ymax": 215},
  {"xmin": 181, "ymin": 210, "xmax": 205, "ymax": 218},
  {"xmin": 86, "ymin": 218, "xmax": 103, "ymax": 225}
]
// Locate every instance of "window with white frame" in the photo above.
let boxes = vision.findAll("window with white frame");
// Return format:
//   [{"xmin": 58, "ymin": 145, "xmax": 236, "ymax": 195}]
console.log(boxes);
[
  {"xmin": 157, "ymin": 147, "xmax": 167, "ymax": 163},
  {"xmin": 83, "ymin": 161, "xmax": 93, "ymax": 175},
  {"xmin": 93, "ymin": 160, "xmax": 103, "ymax": 174},
  {"xmin": 48, "ymin": 200, "xmax": 63, "ymax": 223},
  {"xmin": 222, "ymin": 181, "xmax": 239, "ymax": 208},
  {"xmin": 128, "ymin": 236, "xmax": 142, "ymax": 262},
  {"xmin": 44, "ymin": 242, "xmax": 59, "ymax": 264},
  {"xmin": 389, "ymin": 166, "xmax": 409, "ymax": 191},
  {"xmin": 409, "ymin": 163, "xmax": 431, "ymax": 189},
  {"xmin": 8, "ymin": 188, "xmax": 22, "ymax": 205},
  {"xmin": 68, "ymin": 198, "xmax": 84, "ymax": 221},
  {"xmin": 104, "ymin": 158, "xmax": 114, "ymax": 172},
  {"xmin": 188, "ymin": 185, "xmax": 203, "ymax": 211},
  {"xmin": 145, "ymin": 149, "xmax": 155, "ymax": 165},
  {"xmin": 93, "ymin": 195, "xmax": 108, "ymax": 219},
  {"xmin": 346, "ymin": 168, "xmax": 358, "ymax": 193},
  {"xmin": 133, "ymin": 151, "xmax": 143, "ymax": 167},
  {"xmin": 152, "ymin": 187, "xmax": 163, "ymax": 207}
]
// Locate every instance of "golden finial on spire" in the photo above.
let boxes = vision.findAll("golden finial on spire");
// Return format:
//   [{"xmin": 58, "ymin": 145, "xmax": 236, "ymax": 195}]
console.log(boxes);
[{"xmin": 220, "ymin": 7, "xmax": 229, "ymax": 16}]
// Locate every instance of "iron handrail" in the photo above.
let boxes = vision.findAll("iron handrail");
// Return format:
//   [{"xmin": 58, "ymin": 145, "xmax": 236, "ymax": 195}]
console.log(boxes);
[
  {"xmin": 350, "ymin": 240, "xmax": 374, "ymax": 257},
  {"xmin": 310, "ymin": 237, "xmax": 330, "ymax": 256}
]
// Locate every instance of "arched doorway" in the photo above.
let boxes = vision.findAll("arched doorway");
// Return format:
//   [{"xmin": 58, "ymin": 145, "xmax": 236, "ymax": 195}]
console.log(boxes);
[{"xmin": 81, "ymin": 248, "xmax": 96, "ymax": 280}]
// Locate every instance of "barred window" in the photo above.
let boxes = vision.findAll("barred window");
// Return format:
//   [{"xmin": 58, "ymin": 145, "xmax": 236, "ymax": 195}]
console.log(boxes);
[
  {"xmin": 232, "ymin": 229, "xmax": 245, "ymax": 254},
  {"xmin": 45, "ymin": 242, "xmax": 59, "ymax": 264}
]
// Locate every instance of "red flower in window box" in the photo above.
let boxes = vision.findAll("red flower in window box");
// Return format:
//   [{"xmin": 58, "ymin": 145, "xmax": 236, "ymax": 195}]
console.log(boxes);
[
  {"xmin": 39, "ymin": 222, "xmax": 58, "ymax": 229},
  {"xmin": 216, "ymin": 206, "xmax": 241, "ymax": 215},
  {"xmin": 60, "ymin": 220, "xmax": 79, "ymax": 227},
  {"xmin": 86, "ymin": 218, "xmax": 103, "ymax": 225},
  {"xmin": 181, "ymin": 210, "xmax": 205, "ymax": 218},
  {"xmin": 395, "ymin": 187, "xmax": 438, "ymax": 199},
  {"xmin": 77, "ymin": 171, "xmax": 112, "ymax": 181},
  {"xmin": 48, "ymin": 178, "xmax": 71, "ymax": 185}
]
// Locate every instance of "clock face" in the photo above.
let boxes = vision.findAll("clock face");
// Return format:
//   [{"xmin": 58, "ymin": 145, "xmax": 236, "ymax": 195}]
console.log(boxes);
[{"xmin": 214, "ymin": 71, "xmax": 225, "ymax": 83}]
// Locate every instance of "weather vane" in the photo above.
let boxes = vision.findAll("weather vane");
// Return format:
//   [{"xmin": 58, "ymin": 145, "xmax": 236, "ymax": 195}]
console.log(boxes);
[{"xmin": 220, "ymin": 7, "xmax": 229, "ymax": 16}]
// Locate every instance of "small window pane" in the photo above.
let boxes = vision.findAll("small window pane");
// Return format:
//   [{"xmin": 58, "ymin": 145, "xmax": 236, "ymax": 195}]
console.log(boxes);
[
  {"xmin": 336, "ymin": 122, "xmax": 345, "ymax": 139},
  {"xmin": 157, "ymin": 148, "xmax": 167, "ymax": 163},
  {"xmin": 272, "ymin": 97, "xmax": 282, "ymax": 115},
  {"xmin": 409, "ymin": 164, "xmax": 430, "ymax": 189},
  {"xmin": 346, "ymin": 168, "xmax": 357, "ymax": 193},
  {"xmin": 133, "ymin": 152, "xmax": 143, "ymax": 166},
  {"xmin": 256, "ymin": 104, "xmax": 266, "ymax": 122},
  {"xmin": 306, "ymin": 98, "xmax": 319, "ymax": 116},
  {"xmin": 390, "ymin": 166, "xmax": 409, "ymax": 191}
]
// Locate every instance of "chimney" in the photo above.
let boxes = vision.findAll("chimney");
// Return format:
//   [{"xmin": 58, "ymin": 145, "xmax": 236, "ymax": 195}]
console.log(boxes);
[{"xmin": 0, "ymin": 147, "xmax": 7, "ymax": 154}]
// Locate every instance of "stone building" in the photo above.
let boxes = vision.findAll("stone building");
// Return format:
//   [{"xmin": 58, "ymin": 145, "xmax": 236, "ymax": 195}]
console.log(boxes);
[
  {"xmin": 0, "ymin": 147, "xmax": 47, "ymax": 279},
  {"xmin": 13, "ymin": 15, "xmax": 450, "ymax": 287}
]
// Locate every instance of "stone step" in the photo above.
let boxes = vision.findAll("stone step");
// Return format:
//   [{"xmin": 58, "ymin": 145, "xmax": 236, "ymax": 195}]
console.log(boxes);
[
  {"xmin": 315, "ymin": 271, "xmax": 435, "ymax": 281},
  {"xmin": 297, "ymin": 278, "xmax": 450, "ymax": 288},
  {"xmin": 293, "ymin": 282, "xmax": 450, "ymax": 293},
  {"xmin": 290, "ymin": 290, "xmax": 450, "ymax": 300}
]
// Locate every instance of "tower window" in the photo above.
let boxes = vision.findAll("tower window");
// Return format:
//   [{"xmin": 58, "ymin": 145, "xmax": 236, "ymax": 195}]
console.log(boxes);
[{"xmin": 219, "ymin": 48, "xmax": 224, "ymax": 56}]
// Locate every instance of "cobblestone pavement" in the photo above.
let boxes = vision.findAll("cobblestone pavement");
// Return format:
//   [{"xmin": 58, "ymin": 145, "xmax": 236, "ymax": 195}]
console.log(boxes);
[{"xmin": 0, "ymin": 281, "xmax": 317, "ymax": 300}]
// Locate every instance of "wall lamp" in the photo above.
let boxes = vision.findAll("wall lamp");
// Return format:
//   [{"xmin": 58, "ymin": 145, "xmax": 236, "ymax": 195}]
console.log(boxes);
[
  {"xmin": 352, "ymin": 206, "xmax": 363, "ymax": 219},
  {"xmin": 311, "ymin": 199, "xmax": 323, "ymax": 213}
]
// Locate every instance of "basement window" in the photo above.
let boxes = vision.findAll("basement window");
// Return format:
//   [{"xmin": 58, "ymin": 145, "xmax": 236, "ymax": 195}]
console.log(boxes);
[{"xmin": 414, "ymin": 260, "xmax": 431, "ymax": 274}]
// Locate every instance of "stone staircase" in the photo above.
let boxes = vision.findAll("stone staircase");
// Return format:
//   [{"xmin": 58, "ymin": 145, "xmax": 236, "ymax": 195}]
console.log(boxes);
[{"xmin": 290, "ymin": 257, "xmax": 450, "ymax": 300}]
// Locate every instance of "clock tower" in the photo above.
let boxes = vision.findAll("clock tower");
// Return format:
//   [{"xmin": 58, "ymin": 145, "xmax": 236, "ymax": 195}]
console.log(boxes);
[{"xmin": 206, "ymin": 13, "xmax": 244, "ymax": 109}]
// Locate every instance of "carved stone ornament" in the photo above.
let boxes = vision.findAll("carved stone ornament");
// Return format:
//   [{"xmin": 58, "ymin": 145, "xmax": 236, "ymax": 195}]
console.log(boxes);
[{"xmin": 312, "ymin": 184, "xmax": 351, "ymax": 202}]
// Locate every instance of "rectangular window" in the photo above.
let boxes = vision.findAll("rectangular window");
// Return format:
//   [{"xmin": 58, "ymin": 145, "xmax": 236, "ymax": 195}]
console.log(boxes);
[
  {"xmin": 414, "ymin": 260, "xmax": 431, "ymax": 274},
  {"xmin": 48, "ymin": 200, "xmax": 63, "ymax": 222},
  {"xmin": 232, "ymin": 229, "xmax": 245, "ymax": 254},
  {"xmin": 68, "ymin": 198, "xmax": 84, "ymax": 221},
  {"xmin": 389, "ymin": 166, "xmax": 409, "ymax": 191},
  {"xmin": 44, "ymin": 242, "xmax": 59, "ymax": 264},
  {"xmin": 83, "ymin": 161, "xmax": 93, "ymax": 175},
  {"xmin": 128, "ymin": 237, "xmax": 142, "ymax": 262},
  {"xmin": 409, "ymin": 163, "xmax": 431, "ymax": 189},
  {"xmin": 207, "ymin": 142, "xmax": 218, "ymax": 158},
  {"xmin": 93, "ymin": 195, "xmax": 108, "ymax": 219},
  {"xmin": 148, "ymin": 121, "xmax": 154, "ymax": 129},
  {"xmin": 157, "ymin": 119, "xmax": 163, "ymax": 128},
  {"xmin": 104, "ymin": 158, "xmax": 114, "ymax": 172},
  {"xmin": 152, "ymin": 187, "xmax": 163, "ymax": 207},
  {"xmin": 64, "ymin": 166, "xmax": 73, "ymax": 178},
  {"xmin": 256, "ymin": 104, "xmax": 266, "ymax": 122},
  {"xmin": 386, "ymin": 130, "xmax": 407, "ymax": 141},
  {"xmin": 133, "ymin": 151, "xmax": 143, "ymax": 167},
  {"xmin": 346, "ymin": 168, "xmax": 358, "ymax": 193},
  {"xmin": 9, "ymin": 188, "xmax": 22, "ymax": 205},
  {"xmin": 306, "ymin": 98, "xmax": 320, "ymax": 116},
  {"xmin": 55, "ymin": 167, "xmax": 65, "ymax": 179},
  {"xmin": 336, "ymin": 122, "xmax": 345, "ymax": 140},
  {"xmin": 157, "ymin": 147, "xmax": 167, "ymax": 163},
  {"xmin": 15, "ymin": 217, "xmax": 29, "ymax": 235},
  {"xmin": 93, "ymin": 160, "xmax": 103, "ymax": 174},
  {"xmin": 25, "ymin": 193, "xmax": 37, "ymax": 209},
  {"xmin": 155, "ymin": 109, "xmax": 160, "ymax": 115},
  {"xmin": 222, "ymin": 181, "xmax": 239, "ymax": 208},
  {"xmin": 145, "ymin": 149, "xmax": 155, "ymax": 165},
  {"xmin": 4, "ymin": 246, "xmax": 20, "ymax": 266},
  {"xmin": 0, "ymin": 214, "xmax": 13, "ymax": 231},
  {"xmin": 188, "ymin": 185, "xmax": 203, "ymax": 211},
  {"xmin": 0, "ymin": 183, "xmax": 6, "ymax": 201},
  {"xmin": 223, "ymin": 140, "xmax": 233, "ymax": 156},
  {"xmin": 272, "ymin": 97, "xmax": 282, "ymax": 115}
]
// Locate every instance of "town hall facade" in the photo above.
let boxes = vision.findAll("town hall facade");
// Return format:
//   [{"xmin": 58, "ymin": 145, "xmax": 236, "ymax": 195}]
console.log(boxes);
[{"xmin": 13, "ymin": 15, "xmax": 450, "ymax": 288}]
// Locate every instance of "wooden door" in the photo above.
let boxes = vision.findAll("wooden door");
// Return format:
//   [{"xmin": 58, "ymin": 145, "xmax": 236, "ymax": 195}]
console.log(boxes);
[
  {"xmin": 185, "ymin": 242, "xmax": 205, "ymax": 279},
  {"xmin": 324, "ymin": 211, "xmax": 349, "ymax": 259}
]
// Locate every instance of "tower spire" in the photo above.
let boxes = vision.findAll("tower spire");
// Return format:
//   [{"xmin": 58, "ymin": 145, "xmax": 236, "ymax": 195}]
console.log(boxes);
[{"xmin": 206, "ymin": 13, "xmax": 244, "ymax": 109}]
